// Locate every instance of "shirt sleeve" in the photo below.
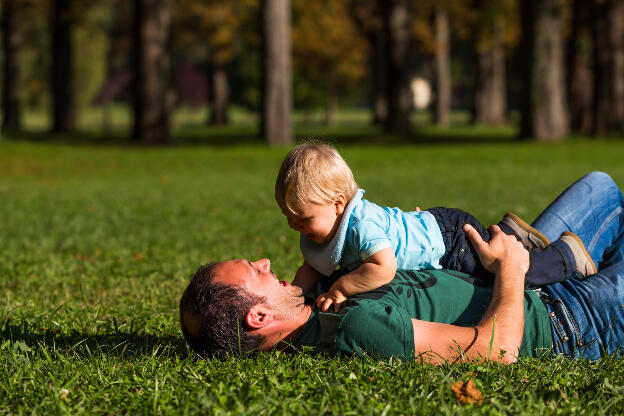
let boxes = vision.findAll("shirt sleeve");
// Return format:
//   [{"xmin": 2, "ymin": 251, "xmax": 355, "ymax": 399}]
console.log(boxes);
[
  {"xmin": 349, "ymin": 218, "xmax": 393, "ymax": 260},
  {"xmin": 333, "ymin": 303, "xmax": 415, "ymax": 360}
]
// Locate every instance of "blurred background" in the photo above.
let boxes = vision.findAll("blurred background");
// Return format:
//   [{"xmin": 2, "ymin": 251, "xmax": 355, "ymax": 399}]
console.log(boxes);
[{"xmin": 0, "ymin": 0, "xmax": 622, "ymax": 145}]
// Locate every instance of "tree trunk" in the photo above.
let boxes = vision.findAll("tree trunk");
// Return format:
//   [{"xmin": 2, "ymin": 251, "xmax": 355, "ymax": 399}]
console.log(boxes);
[
  {"xmin": 567, "ymin": 0, "xmax": 593, "ymax": 134},
  {"xmin": 433, "ymin": 8, "xmax": 451, "ymax": 127},
  {"xmin": 519, "ymin": 0, "xmax": 568, "ymax": 140},
  {"xmin": 132, "ymin": 0, "xmax": 172, "ymax": 144},
  {"xmin": 383, "ymin": 0, "xmax": 410, "ymax": 135},
  {"xmin": 208, "ymin": 62, "xmax": 229, "ymax": 125},
  {"xmin": 592, "ymin": 0, "xmax": 624, "ymax": 136},
  {"xmin": 2, "ymin": 0, "xmax": 20, "ymax": 131},
  {"xmin": 569, "ymin": 55, "xmax": 593, "ymax": 133},
  {"xmin": 473, "ymin": 25, "xmax": 506, "ymax": 125},
  {"xmin": 261, "ymin": 0, "xmax": 293, "ymax": 145},
  {"xmin": 371, "ymin": 29, "xmax": 387, "ymax": 125},
  {"xmin": 51, "ymin": 0, "xmax": 75, "ymax": 133}
]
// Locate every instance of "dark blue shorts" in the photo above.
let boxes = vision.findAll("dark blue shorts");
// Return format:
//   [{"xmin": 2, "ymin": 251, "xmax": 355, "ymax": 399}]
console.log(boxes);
[
  {"xmin": 428, "ymin": 207, "xmax": 577, "ymax": 287},
  {"xmin": 428, "ymin": 207, "xmax": 494, "ymax": 282}
]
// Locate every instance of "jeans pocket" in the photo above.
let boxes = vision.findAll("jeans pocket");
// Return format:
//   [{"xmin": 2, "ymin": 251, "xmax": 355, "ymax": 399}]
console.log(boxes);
[
  {"xmin": 546, "ymin": 305, "xmax": 569, "ymax": 354},
  {"xmin": 547, "ymin": 298, "xmax": 584, "ymax": 357}
]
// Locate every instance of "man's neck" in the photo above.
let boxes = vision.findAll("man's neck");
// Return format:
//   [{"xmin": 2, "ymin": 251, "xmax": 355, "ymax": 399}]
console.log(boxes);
[
  {"xmin": 286, "ymin": 303, "xmax": 313, "ymax": 342},
  {"xmin": 268, "ymin": 303, "xmax": 312, "ymax": 349}
]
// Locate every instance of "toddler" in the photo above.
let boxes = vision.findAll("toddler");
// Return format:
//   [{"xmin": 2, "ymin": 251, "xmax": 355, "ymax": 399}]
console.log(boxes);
[{"xmin": 275, "ymin": 144, "xmax": 596, "ymax": 311}]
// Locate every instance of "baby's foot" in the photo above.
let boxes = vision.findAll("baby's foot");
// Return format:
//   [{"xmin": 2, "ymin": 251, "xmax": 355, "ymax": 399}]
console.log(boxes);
[{"xmin": 499, "ymin": 212, "xmax": 550, "ymax": 250}]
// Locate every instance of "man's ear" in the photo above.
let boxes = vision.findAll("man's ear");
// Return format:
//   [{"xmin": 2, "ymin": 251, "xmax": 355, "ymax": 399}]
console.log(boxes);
[
  {"xmin": 335, "ymin": 194, "xmax": 347, "ymax": 215},
  {"xmin": 245, "ymin": 305, "xmax": 274, "ymax": 329}
]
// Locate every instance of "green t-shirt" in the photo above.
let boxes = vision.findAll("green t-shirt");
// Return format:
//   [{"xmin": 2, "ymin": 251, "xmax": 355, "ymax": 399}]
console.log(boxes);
[{"xmin": 294, "ymin": 269, "xmax": 552, "ymax": 359}]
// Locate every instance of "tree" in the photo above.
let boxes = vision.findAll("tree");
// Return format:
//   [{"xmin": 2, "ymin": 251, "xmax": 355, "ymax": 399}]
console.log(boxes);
[
  {"xmin": 473, "ymin": 24, "xmax": 505, "ymax": 125},
  {"xmin": 519, "ymin": 0, "xmax": 568, "ymax": 140},
  {"xmin": 567, "ymin": 0, "xmax": 593, "ymax": 134},
  {"xmin": 591, "ymin": 0, "xmax": 624, "ymax": 136},
  {"xmin": 411, "ymin": 1, "xmax": 471, "ymax": 127},
  {"xmin": 292, "ymin": 0, "xmax": 367, "ymax": 125},
  {"xmin": 51, "ymin": 0, "xmax": 75, "ymax": 133},
  {"xmin": 350, "ymin": 0, "xmax": 387, "ymax": 125},
  {"xmin": 2, "ymin": 0, "xmax": 21, "ymax": 131},
  {"xmin": 432, "ymin": 7, "xmax": 450, "ymax": 126},
  {"xmin": 471, "ymin": 0, "xmax": 518, "ymax": 125},
  {"xmin": 175, "ymin": 0, "xmax": 252, "ymax": 125},
  {"xmin": 261, "ymin": 0, "xmax": 292, "ymax": 145},
  {"xmin": 382, "ymin": 0, "xmax": 410, "ymax": 135},
  {"xmin": 132, "ymin": 0, "xmax": 172, "ymax": 143}
]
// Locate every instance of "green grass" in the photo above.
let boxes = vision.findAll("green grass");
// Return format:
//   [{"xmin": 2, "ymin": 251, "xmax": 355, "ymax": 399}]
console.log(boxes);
[{"xmin": 2, "ymin": 136, "xmax": 624, "ymax": 414}]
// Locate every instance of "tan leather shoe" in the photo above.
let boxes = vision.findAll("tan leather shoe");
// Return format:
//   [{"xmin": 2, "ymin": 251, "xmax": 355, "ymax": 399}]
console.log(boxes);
[
  {"xmin": 560, "ymin": 231, "xmax": 597, "ymax": 277},
  {"xmin": 500, "ymin": 212, "xmax": 550, "ymax": 250}
]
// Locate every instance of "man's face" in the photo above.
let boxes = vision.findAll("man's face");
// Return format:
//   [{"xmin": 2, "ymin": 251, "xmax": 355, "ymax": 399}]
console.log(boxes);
[{"xmin": 213, "ymin": 259, "xmax": 304, "ymax": 309}]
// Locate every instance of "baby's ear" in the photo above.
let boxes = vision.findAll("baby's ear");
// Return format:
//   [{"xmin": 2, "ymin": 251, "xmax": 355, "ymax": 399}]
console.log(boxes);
[{"xmin": 334, "ymin": 194, "xmax": 347, "ymax": 215}]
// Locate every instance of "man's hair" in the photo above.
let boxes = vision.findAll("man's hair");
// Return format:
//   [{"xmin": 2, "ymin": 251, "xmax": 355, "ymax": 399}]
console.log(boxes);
[
  {"xmin": 179, "ymin": 263, "xmax": 266, "ymax": 357},
  {"xmin": 275, "ymin": 143, "xmax": 358, "ymax": 216}
]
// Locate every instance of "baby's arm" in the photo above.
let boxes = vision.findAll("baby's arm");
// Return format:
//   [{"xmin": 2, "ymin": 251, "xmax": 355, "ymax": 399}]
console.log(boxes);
[
  {"xmin": 292, "ymin": 261, "xmax": 324, "ymax": 294},
  {"xmin": 317, "ymin": 247, "xmax": 397, "ymax": 312}
]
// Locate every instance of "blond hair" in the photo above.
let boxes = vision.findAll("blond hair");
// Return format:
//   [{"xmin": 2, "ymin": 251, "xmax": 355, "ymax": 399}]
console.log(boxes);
[{"xmin": 275, "ymin": 143, "xmax": 359, "ymax": 215}]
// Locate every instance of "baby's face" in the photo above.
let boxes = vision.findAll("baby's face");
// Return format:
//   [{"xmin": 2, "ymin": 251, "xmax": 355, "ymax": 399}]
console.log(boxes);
[{"xmin": 284, "ymin": 199, "xmax": 344, "ymax": 244}]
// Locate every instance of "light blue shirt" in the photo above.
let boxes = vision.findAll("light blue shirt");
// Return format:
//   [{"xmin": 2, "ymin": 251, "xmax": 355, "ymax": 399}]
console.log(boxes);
[{"xmin": 300, "ymin": 189, "xmax": 446, "ymax": 276}]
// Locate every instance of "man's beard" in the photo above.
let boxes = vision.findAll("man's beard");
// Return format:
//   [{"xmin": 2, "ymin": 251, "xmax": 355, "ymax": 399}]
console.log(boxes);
[{"xmin": 268, "ymin": 286, "xmax": 306, "ymax": 321}]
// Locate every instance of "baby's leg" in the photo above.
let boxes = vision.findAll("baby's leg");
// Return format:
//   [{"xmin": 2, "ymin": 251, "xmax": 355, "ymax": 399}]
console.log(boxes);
[
  {"xmin": 525, "ymin": 232, "xmax": 598, "ymax": 288},
  {"xmin": 524, "ymin": 242, "xmax": 577, "ymax": 288},
  {"xmin": 429, "ymin": 208, "xmax": 596, "ymax": 287},
  {"xmin": 428, "ymin": 207, "xmax": 495, "ymax": 282}
]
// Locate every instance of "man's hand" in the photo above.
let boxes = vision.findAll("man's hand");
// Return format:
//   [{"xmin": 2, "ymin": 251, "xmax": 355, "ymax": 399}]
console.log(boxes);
[
  {"xmin": 408, "ymin": 224, "xmax": 529, "ymax": 364},
  {"xmin": 317, "ymin": 289, "xmax": 347, "ymax": 312},
  {"xmin": 463, "ymin": 224, "xmax": 530, "ymax": 277}
]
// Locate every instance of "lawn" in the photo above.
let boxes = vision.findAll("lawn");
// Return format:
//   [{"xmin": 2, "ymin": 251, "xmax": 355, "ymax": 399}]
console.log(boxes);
[{"xmin": 2, "ymin": 133, "xmax": 624, "ymax": 414}]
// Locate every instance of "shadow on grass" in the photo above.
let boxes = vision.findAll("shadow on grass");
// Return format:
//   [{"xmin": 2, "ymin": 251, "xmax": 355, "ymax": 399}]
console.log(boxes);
[
  {"xmin": 4, "ymin": 125, "xmax": 264, "ymax": 147},
  {"xmin": 2, "ymin": 323, "xmax": 190, "ymax": 359},
  {"xmin": 2, "ymin": 121, "xmax": 517, "ymax": 147}
]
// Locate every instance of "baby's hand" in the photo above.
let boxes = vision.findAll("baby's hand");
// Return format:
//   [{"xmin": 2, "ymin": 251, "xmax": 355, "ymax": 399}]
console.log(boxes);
[{"xmin": 317, "ymin": 289, "xmax": 347, "ymax": 312}]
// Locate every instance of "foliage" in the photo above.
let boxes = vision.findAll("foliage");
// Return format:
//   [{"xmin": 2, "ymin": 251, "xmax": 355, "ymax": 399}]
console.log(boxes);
[
  {"xmin": 171, "ymin": 0, "xmax": 263, "ymax": 110},
  {"xmin": 469, "ymin": 0, "xmax": 520, "ymax": 53},
  {"xmin": 291, "ymin": 0, "xmax": 368, "ymax": 110},
  {"xmin": 411, "ymin": 0, "xmax": 472, "ymax": 54},
  {"xmin": 14, "ymin": 0, "xmax": 113, "ymax": 113},
  {"xmin": 73, "ymin": 2, "xmax": 110, "ymax": 111},
  {"xmin": 18, "ymin": 0, "xmax": 52, "ymax": 109},
  {"xmin": 173, "ymin": 0, "xmax": 256, "ymax": 64},
  {"xmin": 2, "ymin": 136, "xmax": 624, "ymax": 413}
]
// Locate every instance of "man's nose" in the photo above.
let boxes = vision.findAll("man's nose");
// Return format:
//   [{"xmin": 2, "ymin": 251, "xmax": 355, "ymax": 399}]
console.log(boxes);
[{"xmin": 254, "ymin": 258, "xmax": 271, "ymax": 271}]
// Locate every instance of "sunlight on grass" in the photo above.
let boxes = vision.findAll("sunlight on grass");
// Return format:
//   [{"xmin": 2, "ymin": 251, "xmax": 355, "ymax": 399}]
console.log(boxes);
[{"xmin": 1, "ymin": 139, "xmax": 624, "ymax": 414}]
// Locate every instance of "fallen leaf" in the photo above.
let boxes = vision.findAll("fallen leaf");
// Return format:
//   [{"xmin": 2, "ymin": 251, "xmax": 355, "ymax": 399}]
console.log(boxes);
[
  {"xmin": 451, "ymin": 380, "xmax": 483, "ymax": 406},
  {"xmin": 59, "ymin": 388, "xmax": 70, "ymax": 400}
]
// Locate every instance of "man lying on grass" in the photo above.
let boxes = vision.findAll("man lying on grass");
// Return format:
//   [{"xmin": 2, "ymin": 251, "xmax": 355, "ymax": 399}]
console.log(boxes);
[{"xmin": 180, "ymin": 172, "xmax": 624, "ymax": 362}]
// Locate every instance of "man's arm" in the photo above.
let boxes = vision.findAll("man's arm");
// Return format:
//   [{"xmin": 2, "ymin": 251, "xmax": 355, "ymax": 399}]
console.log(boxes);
[{"xmin": 411, "ymin": 224, "xmax": 529, "ymax": 364}]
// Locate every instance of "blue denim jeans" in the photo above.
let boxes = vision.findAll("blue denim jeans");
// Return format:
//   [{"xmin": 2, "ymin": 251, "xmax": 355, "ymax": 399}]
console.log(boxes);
[{"xmin": 532, "ymin": 172, "xmax": 624, "ymax": 359}]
